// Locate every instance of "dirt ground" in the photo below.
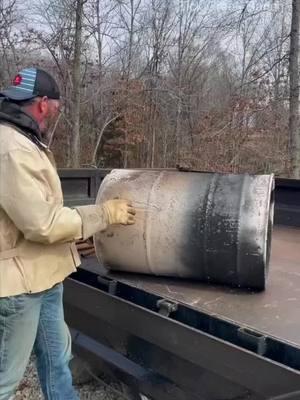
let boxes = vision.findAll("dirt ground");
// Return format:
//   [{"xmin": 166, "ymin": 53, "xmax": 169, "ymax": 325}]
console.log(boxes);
[{"xmin": 14, "ymin": 357, "xmax": 127, "ymax": 400}]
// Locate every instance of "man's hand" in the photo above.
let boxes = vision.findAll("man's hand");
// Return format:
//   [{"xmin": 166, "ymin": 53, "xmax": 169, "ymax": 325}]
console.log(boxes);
[{"xmin": 103, "ymin": 199, "xmax": 136, "ymax": 225}]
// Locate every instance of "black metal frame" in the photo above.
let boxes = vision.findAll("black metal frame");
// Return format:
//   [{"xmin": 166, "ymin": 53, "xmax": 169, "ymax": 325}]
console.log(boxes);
[
  {"xmin": 274, "ymin": 178, "xmax": 300, "ymax": 227},
  {"xmin": 65, "ymin": 269, "xmax": 300, "ymax": 400},
  {"xmin": 59, "ymin": 168, "xmax": 109, "ymax": 206},
  {"xmin": 59, "ymin": 169, "xmax": 300, "ymax": 400}
]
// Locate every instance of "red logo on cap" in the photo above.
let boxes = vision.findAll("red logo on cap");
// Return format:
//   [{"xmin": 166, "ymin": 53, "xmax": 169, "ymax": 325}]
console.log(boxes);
[{"xmin": 13, "ymin": 74, "xmax": 22, "ymax": 86}]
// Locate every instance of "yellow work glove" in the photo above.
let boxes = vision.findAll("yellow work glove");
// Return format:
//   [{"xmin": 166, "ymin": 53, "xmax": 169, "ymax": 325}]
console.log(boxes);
[{"xmin": 103, "ymin": 199, "xmax": 136, "ymax": 225}]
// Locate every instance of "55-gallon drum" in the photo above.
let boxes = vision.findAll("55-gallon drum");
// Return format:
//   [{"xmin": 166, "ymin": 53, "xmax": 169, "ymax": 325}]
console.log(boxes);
[{"xmin": 94, "ymin": 170, "xmax": 274, "ymax": 290}]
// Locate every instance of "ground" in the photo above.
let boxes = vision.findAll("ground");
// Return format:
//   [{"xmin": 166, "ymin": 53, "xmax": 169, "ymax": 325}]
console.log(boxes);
[{"xmin": 15, "ymin": 358, "xmax": 126, "ymax": 400}]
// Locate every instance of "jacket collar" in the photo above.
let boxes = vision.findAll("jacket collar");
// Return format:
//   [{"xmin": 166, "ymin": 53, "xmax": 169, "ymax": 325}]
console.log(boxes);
[{"xmin": 0, "ymin": 97, "xmax": 47, "ymax": 150}]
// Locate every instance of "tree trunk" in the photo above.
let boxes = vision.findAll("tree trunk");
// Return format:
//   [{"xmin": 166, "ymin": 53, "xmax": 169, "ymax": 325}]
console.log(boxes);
[
  {"xmin": 91, "ymin": 115, "xmax": 120, "ymax": 166},
  {"xmin": 289, "ymin": 0, "xmax": 300, "ymax": 178},
  {"xmin": 70, "ymin": 0, "xmax": 84, "ymax": 168}
]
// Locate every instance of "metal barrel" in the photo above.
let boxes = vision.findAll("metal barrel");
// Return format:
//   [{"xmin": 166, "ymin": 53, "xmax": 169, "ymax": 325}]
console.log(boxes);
[{"xmin": 94, "ymin": 170, "xmax": 274, "ymax": 290}]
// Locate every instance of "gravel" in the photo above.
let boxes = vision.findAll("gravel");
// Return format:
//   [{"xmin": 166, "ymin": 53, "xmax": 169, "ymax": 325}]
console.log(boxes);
[{"xmin": 14, "ymin": 357, "xmax": 128, "ymax": 400}]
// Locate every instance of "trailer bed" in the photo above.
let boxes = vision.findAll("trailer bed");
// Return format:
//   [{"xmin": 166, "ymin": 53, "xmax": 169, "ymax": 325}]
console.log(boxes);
[
  {"xmin": 62, "ymin": 171, "xmax": 300, "ymax": 399},
  {"xmin": 103, "ymin": 225, "xmax": 300, "ymax": 347}
]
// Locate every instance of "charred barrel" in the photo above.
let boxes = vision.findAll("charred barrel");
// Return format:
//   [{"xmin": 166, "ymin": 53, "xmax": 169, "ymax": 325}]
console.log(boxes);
[{"xmin": 94, "ymin": 170, "xmax": 274, "ymax": 290}]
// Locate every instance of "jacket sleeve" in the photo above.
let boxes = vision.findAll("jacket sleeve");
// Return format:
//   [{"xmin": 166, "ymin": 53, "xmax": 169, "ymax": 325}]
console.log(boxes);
[{"xmin": 0, "ymin": 148, "xmax": 85, "ymax": 244}]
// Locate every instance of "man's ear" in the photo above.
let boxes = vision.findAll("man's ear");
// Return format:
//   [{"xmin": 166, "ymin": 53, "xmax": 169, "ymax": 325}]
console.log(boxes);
[{"xmin": 39, "ymin": 96, "xmax": 49, "ymax": 115}]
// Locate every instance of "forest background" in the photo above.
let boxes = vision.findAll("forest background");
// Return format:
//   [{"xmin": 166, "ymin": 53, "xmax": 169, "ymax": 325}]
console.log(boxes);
[{"xmin": 1, "ymin": 0, "xmax": 300, "ymax": 178}]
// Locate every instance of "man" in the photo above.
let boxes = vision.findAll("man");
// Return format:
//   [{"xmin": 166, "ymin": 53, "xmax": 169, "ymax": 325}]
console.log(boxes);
[{"xmin": 0, "ymin": 67, "xmax": 135, "ymax": 400}]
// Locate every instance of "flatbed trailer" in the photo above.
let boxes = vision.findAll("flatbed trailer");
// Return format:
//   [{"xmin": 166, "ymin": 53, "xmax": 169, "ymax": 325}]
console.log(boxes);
[{"xmin": 60, "ymin": 169, "xmax": 300, "ymax": 400}]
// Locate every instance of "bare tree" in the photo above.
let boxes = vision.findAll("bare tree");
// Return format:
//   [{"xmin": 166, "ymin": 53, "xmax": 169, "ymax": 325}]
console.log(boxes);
[
  {"xmin": 168, "ymin": 0, "xmax": 219, "ymax": 164},
  {"xmin": 112, "ymin": 0, "xmax": 144, "ymax": 167},
  {"xmin": 70, "ymin": 0, "xmax": 86, "ymax": 167},
  {"xmin": 0, "ymin": 0, "xmax": 22, "ymax": 80},
  {"xmin": 289, "ymin": 0, "xmax": 300, "ymax": 178},
  {"xmin": 143, "ymin": 0, "xmax": 174, "ymax": 168},
  {"xmin": 83, "ymin": 0, "xmax": 120, "ymax": 157},
  {"xmin": 29, "ymin": 0, "xmax": 89, "ymax": 167},
  {"xmin": 1, "ymin": 0, "xmax": 293, "ymax": 176}
]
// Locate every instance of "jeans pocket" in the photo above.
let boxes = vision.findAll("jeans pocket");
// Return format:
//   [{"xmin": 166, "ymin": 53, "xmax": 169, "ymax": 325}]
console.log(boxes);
[
  {"xmin": 0, "ymin": 295, "xmax": 25, "ymax": 316},
  {"xmin": 12, "ymin": 294, "xmax": 26, "ymax": 312},
  {"xmin": 0, "ymin": 297, "xmax": 15, "ymax": 317}
]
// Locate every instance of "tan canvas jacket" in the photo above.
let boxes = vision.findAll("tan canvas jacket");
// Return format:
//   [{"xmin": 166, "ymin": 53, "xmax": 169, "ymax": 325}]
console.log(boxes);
[{"xmin": 0, "ymin": 123, "xmax": 105, "ymax": 297}]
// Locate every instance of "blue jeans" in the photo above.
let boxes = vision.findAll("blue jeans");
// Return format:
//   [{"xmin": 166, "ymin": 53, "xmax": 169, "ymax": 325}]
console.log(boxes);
[{"xmin": 0, "ymin": 283, "xmax": 79, "ymax": 400}]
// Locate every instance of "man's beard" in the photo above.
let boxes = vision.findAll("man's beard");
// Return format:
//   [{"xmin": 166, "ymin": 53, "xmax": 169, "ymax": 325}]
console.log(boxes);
[{"xmin": 41, "ymin": 113, "xmax": 61, "ymax": 147}]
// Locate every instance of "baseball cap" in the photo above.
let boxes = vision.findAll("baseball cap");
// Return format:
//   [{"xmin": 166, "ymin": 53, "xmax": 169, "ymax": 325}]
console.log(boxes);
[{"xmin": 0, "ymin": 67, "xmax": 60, "ymax": 101}]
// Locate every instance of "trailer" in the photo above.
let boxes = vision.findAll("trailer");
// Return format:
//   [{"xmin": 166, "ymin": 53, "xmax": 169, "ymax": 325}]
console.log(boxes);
[{"xmin": 60, "ymin": 169, "xmax": 300, "ymax": 400}]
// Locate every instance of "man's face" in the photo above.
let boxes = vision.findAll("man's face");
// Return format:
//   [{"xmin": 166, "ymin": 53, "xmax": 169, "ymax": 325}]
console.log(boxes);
[
  {"xmin": 23, "ymin": 96, "xmax": 62, "ymax": 144},
  {"xmin": 38, "ymin": 97, "xmax": 62, "ymax": 142}
]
